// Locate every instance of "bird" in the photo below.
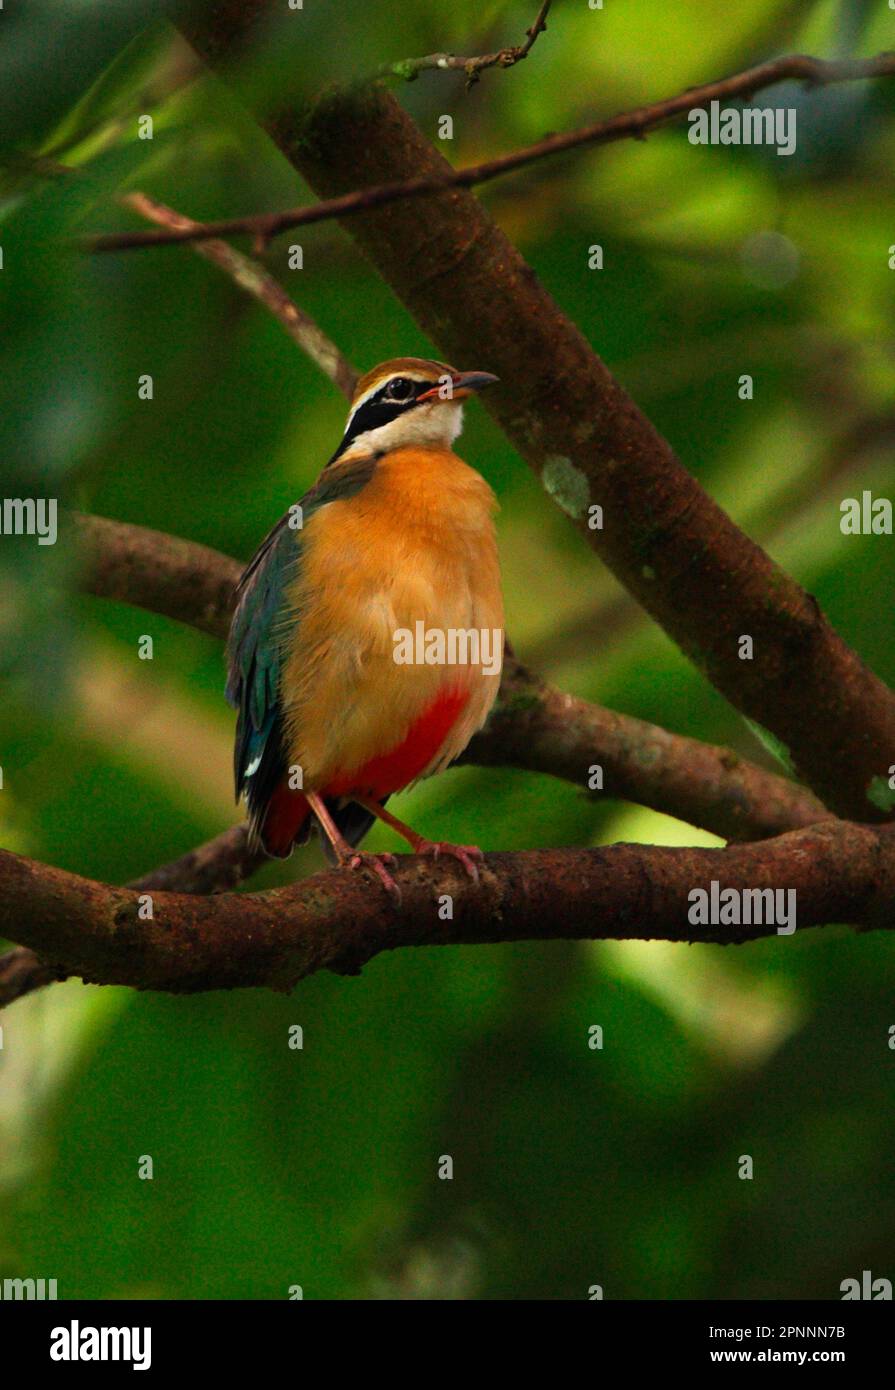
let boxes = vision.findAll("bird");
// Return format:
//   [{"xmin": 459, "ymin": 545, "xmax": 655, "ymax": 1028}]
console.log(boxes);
[{"xmin": 226, "ymin": 356, "xmax": 504, "ymax": 897}]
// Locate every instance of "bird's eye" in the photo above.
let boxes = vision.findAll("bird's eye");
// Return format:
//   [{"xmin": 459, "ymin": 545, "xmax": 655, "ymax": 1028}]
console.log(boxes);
[{"xmin": 383, "ymin": 377, "xmax": 415, "ymax": 403}]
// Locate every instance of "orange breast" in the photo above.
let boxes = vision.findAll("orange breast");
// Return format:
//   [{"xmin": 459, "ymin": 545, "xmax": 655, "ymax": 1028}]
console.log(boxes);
[
  {"xmin": 281, "ymin": 445, "xmax": 503, "ymax": 794},
  {"xmin": 323, "ymin": 687, "xmax": 469, "ymax": 801}
]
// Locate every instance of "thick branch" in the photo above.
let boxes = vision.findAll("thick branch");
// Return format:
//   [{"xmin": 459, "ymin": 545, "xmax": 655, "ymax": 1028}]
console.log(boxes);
[
  {"xmin": 2, "ymin": 820, "xmax": 894, "ymax": 997},
  {"xmin": 74, "ymin": 512, "xmax": 239, "ymax": 638},
  {"xmin": 170, "ymin": 13, "xmax": 895, "ymax": 821},
  {"xmin": 463, "ymin": 658, "xmax": 828, "ymax": 843},
  {"xmin": 84, "ymin": 51, "xmax": 895, "ymax": 252},
  {"xmin": 1, "ymin": 824, "xmax": 263, "ymax": 1008},
  {"xmin": 71, "ymin": 512, "xmax": 825, "ymax": 842}
]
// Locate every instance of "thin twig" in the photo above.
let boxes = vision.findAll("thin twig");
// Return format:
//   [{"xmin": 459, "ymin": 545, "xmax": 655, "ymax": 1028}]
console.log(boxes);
[
  {"xmin": 84, "ymin": 52, "xmax": 895, "ymax": 253},
  {"xmin": 379, "ymin": 0, "xmax": 552, "ymax": 86}
]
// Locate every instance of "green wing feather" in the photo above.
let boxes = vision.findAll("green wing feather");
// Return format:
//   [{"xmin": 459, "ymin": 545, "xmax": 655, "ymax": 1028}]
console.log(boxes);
[{"xmin": 225, "ymin": 454, "xmax": 379, "ymax": 823}]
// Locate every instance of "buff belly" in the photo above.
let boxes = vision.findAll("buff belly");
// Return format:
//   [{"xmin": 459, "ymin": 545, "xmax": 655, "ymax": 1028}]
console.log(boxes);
[{"xmin": 280, "ymin": 446, "xmax": 504, "ymax": 798}]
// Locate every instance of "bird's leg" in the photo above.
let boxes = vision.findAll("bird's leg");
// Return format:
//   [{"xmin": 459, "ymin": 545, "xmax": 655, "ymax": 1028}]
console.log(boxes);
[
  {"xmin": 306, "ymin": 792, "xmax": 400, "ymax": 900},
  {"xmin": 356, "ymin": 797, "xmax": 483, "ymax": 883}
]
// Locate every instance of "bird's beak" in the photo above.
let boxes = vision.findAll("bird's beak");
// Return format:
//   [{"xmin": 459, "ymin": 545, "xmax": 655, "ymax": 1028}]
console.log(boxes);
[{"xmin": 416, "ymin": 371, "xmax": 499, "ymax": 402}]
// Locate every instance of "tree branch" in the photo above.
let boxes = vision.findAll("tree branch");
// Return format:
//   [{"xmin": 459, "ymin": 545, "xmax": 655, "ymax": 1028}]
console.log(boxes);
[
  {"xmin": 1, "ymin": 824, "xmax": 263, "ymax": 1009},
  {"xmin": 379, "ymin": 0, "xmax": 552, "ymax": 86},
  {"xmin": 463, "ymin": 657, "xmax": 829, "ymax": 844},
  {"xmin": 2, "ymin": 820, "xmax": 894, "ymax": 999},
  {"xmin": 83, "ymin": 51, "xmax": 895, "ymax": 252},
  {"xmin": 74, "ymin": 511, "xmax": 240, "ymax": 639}
]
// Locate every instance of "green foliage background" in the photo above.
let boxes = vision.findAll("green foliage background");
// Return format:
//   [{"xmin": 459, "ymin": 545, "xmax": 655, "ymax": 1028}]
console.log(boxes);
[{"xmin": 1, "ymin": 0, "xmax": 894, "ymax": 1299}]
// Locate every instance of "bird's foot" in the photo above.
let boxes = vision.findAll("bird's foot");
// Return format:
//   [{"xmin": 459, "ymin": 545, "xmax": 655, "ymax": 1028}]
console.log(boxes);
[
  {"xmin": 345, "ymin": 850, "xmax": 401, "ymax": 903},
  {"xmin": 415, "ymin": 840, "xmax": 484, "ymax": 883}
]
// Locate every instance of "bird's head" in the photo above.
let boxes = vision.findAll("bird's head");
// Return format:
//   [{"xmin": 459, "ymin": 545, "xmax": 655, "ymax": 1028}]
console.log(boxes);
[{"xmin": 329, "ymin": 356, "xmax": 498, "ymax": 466}]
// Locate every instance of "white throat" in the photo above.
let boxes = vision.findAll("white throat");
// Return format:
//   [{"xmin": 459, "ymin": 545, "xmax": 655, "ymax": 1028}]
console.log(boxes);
[{"xmin": 343, "ymin": 401, "xmax": 464, "ymax": 458}]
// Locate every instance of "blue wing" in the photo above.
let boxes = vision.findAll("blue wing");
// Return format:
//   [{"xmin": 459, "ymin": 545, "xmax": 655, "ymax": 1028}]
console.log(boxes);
[
  {"xmin": 225, "ymin": 454, "xmax": 380, "ymax": 845},
  {"xmin": 226, "ymin": 512, "xmax": 297, "ymax": 821}
]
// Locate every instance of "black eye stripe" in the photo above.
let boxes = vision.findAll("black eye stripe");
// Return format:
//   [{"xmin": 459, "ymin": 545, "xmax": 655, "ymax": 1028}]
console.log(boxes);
[
  {"xmin": 357, "ymin": 400, "xmax": 400, "ymax": 429},
  {"xmin": 326, "ymin": 377, "xmax": 436, "ymax": 469}
]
